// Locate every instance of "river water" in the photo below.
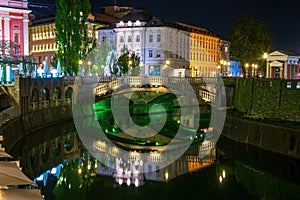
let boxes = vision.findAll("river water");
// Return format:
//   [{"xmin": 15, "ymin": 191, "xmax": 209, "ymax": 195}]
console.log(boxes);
[{"xmin": 11, "ymin": 120, "xmax": 300, "ymax": 200}]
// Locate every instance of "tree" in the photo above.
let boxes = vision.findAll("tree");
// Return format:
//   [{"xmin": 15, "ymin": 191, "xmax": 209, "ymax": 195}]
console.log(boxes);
[
  {"xmin": 117, "ymin": 47, "xmax": 140, "ymax": 76},
  {"xmin": 229, "ymin": 15, "xmax": 272, "ymax": 75},
  {"xmin": 55, "ymin": 0, "xmax": 96, "ymax": 75},
  {"xmin": 0, "ymin": 40, "xmax": 20, "ymax": 60}
]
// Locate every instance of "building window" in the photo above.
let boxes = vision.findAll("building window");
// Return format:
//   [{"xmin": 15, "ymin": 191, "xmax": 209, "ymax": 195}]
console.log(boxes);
[
  {"xmin": 149, "ymin": 50, "xmax": 153, "ymax": 57},
  {"xmin": 128, "ymin": 35, "xmax": 132, "ymax": 43},
  {"xmin": 136, "ymin": 35, "xmax": 140, "ymax": 42},
  {"xmin": 157, "ymin": 34, "xmax": 161, "ymax": 42},
  {"xmin": 120, "ymin": 36, "xmax": 124, "ymax": 43},
  {"xmin": 14, "ymin": 33, "xmax": 19, "ymax": 44},
  {"xmin": 149, "ymin": 35, "xmax": 153, "ymax": 42}
]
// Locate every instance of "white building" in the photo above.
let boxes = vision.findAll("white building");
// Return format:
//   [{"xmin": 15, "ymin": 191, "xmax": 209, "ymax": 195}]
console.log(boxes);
[
  {"xmin": 98, "ymin": 9, "xmax": 228, "ymax": 77},
  {"xmin": 266, "ymin": 50, "xmax": 300, "ymax": 79}
]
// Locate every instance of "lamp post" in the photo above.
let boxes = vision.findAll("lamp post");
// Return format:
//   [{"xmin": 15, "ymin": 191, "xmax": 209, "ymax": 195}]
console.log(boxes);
[
  {"xmin": 220, "ymin": 60, "xmax": 224, "ymax": 75},
  {"xmin": 87, "ymin": 61, "xmax": 91, "ymax": 76},
  {"xmin": 128, "ymin": 60, "xmax": 132, "ymax": 76},
  {"xmin": 263, "ymin": 53, "xmax": 268, "ymax": 77},
  {"xmin": 255, "ymin": 64, "xmax": 258, "ymax": 77},
  {"xmin": 78, "ymin": 60, "xmax": 83, "ymax": 76},
  {"xmin": 166, "ymin": 59, "xmax": 170, "ymax": 66},
  {"xmin": 217, "ymin": 65, "xmax": 221, "ymax": 76},
  {"xmin": 226, "ymin": 61, "xmax": 231, "ymax": 76},
  {"xmin": 245, "ymin": 63, "xmax": 249, "ymax": 77}
]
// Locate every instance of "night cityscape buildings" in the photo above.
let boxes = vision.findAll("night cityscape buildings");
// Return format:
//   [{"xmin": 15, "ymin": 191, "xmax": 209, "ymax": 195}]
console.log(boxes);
[{"xmin": 0, "ymin": 1, "xmax": 300, "ymax": 200}]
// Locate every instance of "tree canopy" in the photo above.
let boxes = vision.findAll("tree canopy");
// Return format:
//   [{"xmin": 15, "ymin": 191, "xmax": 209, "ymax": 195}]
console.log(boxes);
[
  {"xmin": 55, "ymin": 0, "xmax": 96, "ymax": 75},
  {"xmin": 117, "ymin": 47, "xmax": 140, "ymax": 76},
  {"xmin": 229, "ymin": 15, "xmax": 272, "ymax": 74}
]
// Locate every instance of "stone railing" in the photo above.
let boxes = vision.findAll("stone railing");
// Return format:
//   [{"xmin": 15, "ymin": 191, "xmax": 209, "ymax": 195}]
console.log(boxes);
[
  {"xmin": 0, "ymin": 106, "xmax": 20, "ymax": 126},
  {"xmin": 94, "ymin": 76, "xmax": 219, "ymax": 97}
]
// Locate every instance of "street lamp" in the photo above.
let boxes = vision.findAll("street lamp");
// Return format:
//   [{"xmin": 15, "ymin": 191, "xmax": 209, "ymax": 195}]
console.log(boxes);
[
  {"xmin": 263, "ymin": 53, "xmax": 268, "ymax": 77},
  {"xmin": 217, "ymin": 65, "xmax": 221, "ymax": 76},
  {"xmin": 166, "ymin": 59, "xmax": 170, "ymax": 66},
  {"xmin": 255, "ymin": 64, "xmax": 258, "ymax": 77},
  {"xmin": 220, "ymin": 60, "xmax": 224, "ymax": 75},
  {"xmin": 245, "ymin": 63, "xmax": 249, "ymax": 77},
  {"xmin": 128, "ymin": 60, "xmax": 132, "ymax": 75},
  {"xmin": 88, "ymin": 61, "xmax": 91, "ymax": 76}
]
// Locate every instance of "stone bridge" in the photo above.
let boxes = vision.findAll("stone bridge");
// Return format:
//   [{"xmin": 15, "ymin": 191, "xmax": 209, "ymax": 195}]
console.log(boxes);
[{"xmin": 0, "ymin": 75, "xmax": 235, "ymax": 119}]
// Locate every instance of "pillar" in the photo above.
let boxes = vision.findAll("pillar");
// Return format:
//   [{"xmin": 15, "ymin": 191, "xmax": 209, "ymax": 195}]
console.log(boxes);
[
  {"xmin": 266, "ymin": 61, "xmax": 270, "ymax": 78},
  {"xmin": 4, "ymin": 17, "xmax": 10, "ymax": 55},
  {"xmin": 4, "ymin": 17, "xmax": 10, "ymax": 41},
  {"xmin": 284, "ymin": 61, "xmax": 287, "ymax": 79},
  {"xmin": 23, "ymin": 19, "xmax": 30, "ymax": 56},
  {"xmin": 0, "ymin": 18, "xmax": 2, "ymax": 41}
]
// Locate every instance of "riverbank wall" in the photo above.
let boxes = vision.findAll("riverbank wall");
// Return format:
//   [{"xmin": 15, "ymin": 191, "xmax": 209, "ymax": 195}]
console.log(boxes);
[
  {"xmin": 0, "ymin": 105, "xmax": 72, "ymax": 152},
  {"xmin": 222, "ymin": 115, "xmax": 300, "ymax": 160}
]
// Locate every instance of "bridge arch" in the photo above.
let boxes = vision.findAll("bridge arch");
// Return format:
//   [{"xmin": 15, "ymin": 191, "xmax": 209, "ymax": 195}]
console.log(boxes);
[
  {"xmin": 65, "ymin": 87, "xmax": 73, "ymax": 98},
  {"xmin": 41, "ymin": 87, "xmax": 50, "ymax": 108},
  {"xmin": 30, "ymin": 88, "xmax": 39, "ymax": 110},
  {"xmin": 53, "ymin": 87, "xmax": 62, "ymax": 99}
]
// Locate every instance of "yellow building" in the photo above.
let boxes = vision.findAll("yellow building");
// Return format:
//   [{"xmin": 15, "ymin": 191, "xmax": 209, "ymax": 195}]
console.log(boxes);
[
  {"xmin": 179, "ymin": 23, "xmax": 230, "ymax": 77},
  {"xmin": 29, "ymin": 13, "xmax": 118, "ymax": 69}
]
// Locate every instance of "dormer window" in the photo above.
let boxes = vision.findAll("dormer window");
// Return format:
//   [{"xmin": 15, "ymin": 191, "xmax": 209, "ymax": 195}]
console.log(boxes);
[
  {"xmin": 119, "ymin": 21, "xmax": 124, "ymax": 27},
  {"xmin": 128, "ymin": 21, "xmax": 132, "ymax": 26}
]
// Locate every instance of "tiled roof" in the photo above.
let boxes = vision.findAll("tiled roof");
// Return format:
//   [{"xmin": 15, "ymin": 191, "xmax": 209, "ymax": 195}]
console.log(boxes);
[
  {"xmin": 119, "ymin": 9, "xmax": 153, "ymax": 23},
  {"xmin": 277, "ymin": 49, "xmax": 300, "ymax": 57},
  {"xmin": 30, "ymin": 15, "xmax": 55, "ymax": 26}
]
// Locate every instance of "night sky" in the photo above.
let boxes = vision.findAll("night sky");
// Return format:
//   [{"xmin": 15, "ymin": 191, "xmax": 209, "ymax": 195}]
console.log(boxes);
[{"xmin": 29, "ymin": 0, "xmax": 300, "ymax": 53}]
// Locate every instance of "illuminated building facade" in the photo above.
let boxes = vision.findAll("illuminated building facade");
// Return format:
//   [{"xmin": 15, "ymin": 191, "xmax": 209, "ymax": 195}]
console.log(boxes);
[
  {"xmin": 0, "ymin": 0, "xmax": 31, "ymax": 58},
  {"xmin": 0, "ymin": 0, "xmax": 31, "ymax": 84},
  {"xmin": 187, "ymin": 23, "xmax": 230, "ymax": 77},
  {"xmin": 29, "ymin": 12, "xmax": 119, "ymax": 69},
  {"xmin": 266, "ymin": 50, "xmax": 300, "ymax": 79},
  {"xmin": 98, "ymin": 9, "xmax": 230, "ymax": 77}
]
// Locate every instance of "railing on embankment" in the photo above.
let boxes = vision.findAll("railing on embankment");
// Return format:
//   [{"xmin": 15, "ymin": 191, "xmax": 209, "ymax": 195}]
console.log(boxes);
[{"xmin": 222, "ymin": 115, "xmax": 300, "ymax": 160}]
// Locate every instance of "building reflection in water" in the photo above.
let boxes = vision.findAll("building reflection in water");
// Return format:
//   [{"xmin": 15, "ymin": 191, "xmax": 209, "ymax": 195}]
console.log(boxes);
[
  {"xmin": 26, "ymin": 130, "xmax": 216, "ymax": 188},
  {"xmin": 12, "ymin": 121, "xmax": 300, "ymax": 200}
]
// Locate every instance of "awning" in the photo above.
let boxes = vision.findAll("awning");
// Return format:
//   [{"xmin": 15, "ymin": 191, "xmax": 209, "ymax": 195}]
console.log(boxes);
[
  {"xmin": 0, "ymin": 151, "xmax": 13, "ymax": 158},
  {"xmin": 0, "ymin": 161, "xmax": 35, "ymax": 186},
  {"xmin": 0, "ymin": 189, "xmax": 43, "ymax": 200}
]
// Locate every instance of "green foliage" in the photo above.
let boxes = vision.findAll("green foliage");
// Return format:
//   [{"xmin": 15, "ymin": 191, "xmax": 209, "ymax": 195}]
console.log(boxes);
[
  {"xmin": 54, "ymin": 157, "xmax": 97, "ymax": 200},
  {"xmin": 229, "ymin": 16, "xmax": 272, "ymax": 74},
  {"xmin": 55, "ymin": 0, "xmax": 96, "ymax": 75},
  {"xmin": 117, "ymin": 47, "xmax": 140, "ymax": 76},
  {"xmin": 234, "ymin": 78, "xmax": 300, "ymax": 122},
  {"xmin": 50, "ymin": 55, "xmax": 58, "ymax": 68}
]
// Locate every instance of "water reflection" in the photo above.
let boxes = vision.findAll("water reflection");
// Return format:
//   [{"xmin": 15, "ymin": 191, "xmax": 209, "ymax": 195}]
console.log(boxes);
[{"xmin": 10, "ymin": 121, "xmax": 300, "ymax": 200}]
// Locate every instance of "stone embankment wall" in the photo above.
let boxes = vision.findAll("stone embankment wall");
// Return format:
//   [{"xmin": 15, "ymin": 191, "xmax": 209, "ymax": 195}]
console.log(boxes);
[
  {"xmin": 0, "ymin": 105, "xmax": 72, "ymax": 152},
  {"xmin": 222, "ymin": 115, "xmax": 300, "ymax": 160}
]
